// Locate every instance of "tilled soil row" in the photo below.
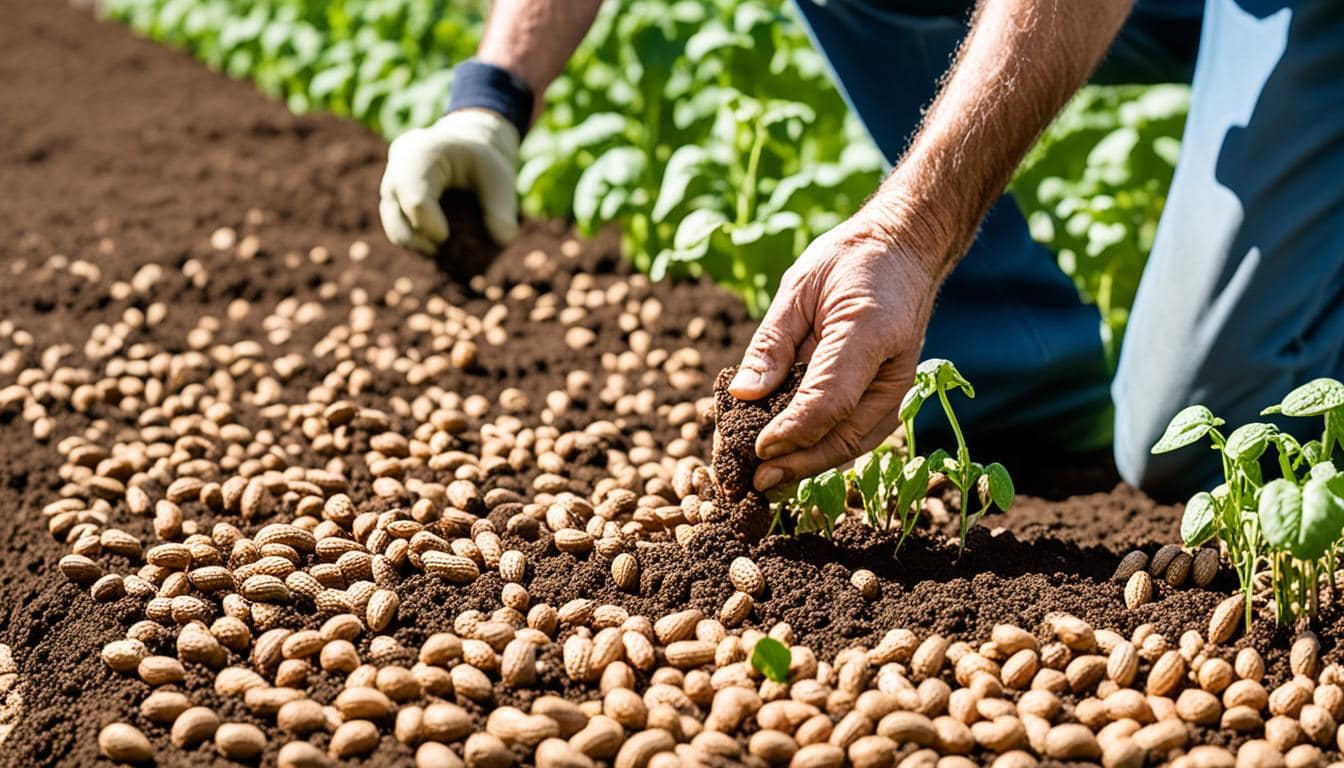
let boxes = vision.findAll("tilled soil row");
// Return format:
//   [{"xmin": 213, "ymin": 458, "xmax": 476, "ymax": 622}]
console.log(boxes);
[{"xmin": 3, "ymin": 3, "xmax": 1342, "ymax": 768}]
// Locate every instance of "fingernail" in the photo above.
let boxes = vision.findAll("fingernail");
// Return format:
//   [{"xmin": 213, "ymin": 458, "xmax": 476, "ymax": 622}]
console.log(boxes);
[
  {"xmin": 729, "ymin": 365, "xmax": 765, "ymax": 393},
  {"xmin": 758, "ymin": 440, "xmax": 791, "ymax": 461},
  {"xmin": 755, "ymin": 466, "xmax": 783, "ymax": 491}
]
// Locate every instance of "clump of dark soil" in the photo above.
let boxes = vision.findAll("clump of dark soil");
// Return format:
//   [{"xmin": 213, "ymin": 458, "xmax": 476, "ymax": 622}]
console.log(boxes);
[
  {"xmin": 710, "ymin": 363, "xmax": 806, "ymax": 539},
  {"xmin": 711, "ymin": 363, "xmax": 807, "ymax": 502},
  {"xmin": 433, "ymin": 189, "xmax": 500, "ymax": 281}
]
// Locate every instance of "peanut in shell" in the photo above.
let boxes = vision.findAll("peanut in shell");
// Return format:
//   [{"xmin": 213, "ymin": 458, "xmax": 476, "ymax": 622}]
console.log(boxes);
[
  {"xmin": 1113, "ymin": 550, "xmax": 1149, "ymax": 582},
  {"xmin": 727, "ymin": 557, "xmax": 764, "ymax": 597},
  {"xmin": 1164, "ymin": 551, "xmax": 1194, "ymax": 587},
  {"xmin": 610, "ymin": 553, "xmax": 638, "ymax": 591},
  {"xmin": 1150, "ymin": 543, "xmax": 1183, "ymax": 576},
  {"xmin": 1146, "ymin": 650, "xmax": 1186, "ymax": 697},
  {"xmin": 1208, "ymin": 595, "xmax": 1243, "ymax": 645},
  {"xmin": 1192, "ymin": 548, "xmax": 1220, "ymax": 587},
  {"xmin": 1290, "ymin": 632, "xmax": 1321, "ymax": 679},
  {"xmin": 99, "ymin": 723, "xmax": 153, "ymax": 764},
  {"xmin": 1220, "ymin": 705, "xmax": 1263, "ymax": 732},
  {"xmin": 1124, "ymin": 571, "xmax": 1153, "ymax": 610},
  {"xmin": 1107, "ymin": 641, "xmax": 1139, "ymax": 687},
  {"xmin": 718, "ymin": 591, "xmax": 753, "ymax": 627}
]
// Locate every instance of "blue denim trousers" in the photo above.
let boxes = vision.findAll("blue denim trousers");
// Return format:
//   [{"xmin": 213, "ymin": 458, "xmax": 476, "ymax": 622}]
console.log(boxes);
[{"xmin": 793, "ymin": 0, "xmax": 1344, "ymax": 497}]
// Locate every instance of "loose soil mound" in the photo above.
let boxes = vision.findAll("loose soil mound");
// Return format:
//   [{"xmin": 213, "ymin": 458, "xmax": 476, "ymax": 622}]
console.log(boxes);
[
  {"xmin": 0, "ymin": 2, "xmax": 1334, "ymax": 767},
  {"xmin": 710, "ymin": 363, "xmax": 807, "ymax": 541},
  {"xmin": 711, "ymin": 363, "xmax": 806, "ymax": 505}
]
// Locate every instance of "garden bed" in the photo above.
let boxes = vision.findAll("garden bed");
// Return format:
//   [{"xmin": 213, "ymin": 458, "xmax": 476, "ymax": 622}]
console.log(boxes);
[{"xmin": 0, "ymin": 2, "xmax": 1338, "ymax": 767}]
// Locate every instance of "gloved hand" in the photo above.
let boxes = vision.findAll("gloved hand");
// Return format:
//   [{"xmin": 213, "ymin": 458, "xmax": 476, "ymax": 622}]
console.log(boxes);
[{"xmin": 379, "ymin": 108, "xmax": 521, "ymax": 253}]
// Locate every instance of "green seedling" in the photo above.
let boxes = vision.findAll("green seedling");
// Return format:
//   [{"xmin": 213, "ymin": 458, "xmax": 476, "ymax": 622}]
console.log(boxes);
[
  {"xmin": 901, "ymin": 359, "xmax": 1015, "ymax": 552},
  {"xmin": 775, "ymin": 359, "xmax": 1013, "ymax": 556},
  {"xmin": 850, "ymin": 445, "xmax": 929, "ymax": 552},
  {"xmin": 771, "ymin": 467, "xmax": 845, "ymax": 538},
  {"xmin": 749, "ymin": 636, "xmax": 791, "ymax": 683},
  {"xmin": 1153, "ymin": 377, "xmax": 1344, "ymax": 625}
]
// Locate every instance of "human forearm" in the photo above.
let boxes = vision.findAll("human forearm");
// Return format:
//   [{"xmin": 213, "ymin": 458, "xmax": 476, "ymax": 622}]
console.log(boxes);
[
  {"xmin": 476, "ymin": 0, "xmax": 604, "ymax": 121},
  {"xmin": 869, "ymin": 0, "xmax": 1135, "ymax": 277}
]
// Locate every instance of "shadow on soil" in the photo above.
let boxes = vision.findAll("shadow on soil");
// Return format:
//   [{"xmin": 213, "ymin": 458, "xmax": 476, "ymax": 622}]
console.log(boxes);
[
  {"xmin": 757, "ymin": 520, "xmax": 1120, "ymax": 586},
  {"xmin": 432, "ymin": 190, "xmax": 502, "ymax": 283}
]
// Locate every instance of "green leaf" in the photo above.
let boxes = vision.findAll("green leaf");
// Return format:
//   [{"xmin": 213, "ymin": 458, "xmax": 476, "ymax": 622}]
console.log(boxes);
[
  {"xmin": 1181, "ymin": 491, "xmax": 1217, "ymax": 547},
  {"xmin": 1303, "ymin": 440, "xmax": 1327, "ymax": 466},
  {"xmin": 1223, "ymin": 423, "xmax": 1276, "ymax": 464},
  {"xmin": 1258, "ymin": 478, "xmax": 1304, "ymax": 557},
  {"xmin": 895, "ymin": 456, "xmax": 929, "ymax": 517},
  {"xmin": 651, "ymin": 145, "xmax": 710, "ymax": 222},
  {"xmin": 1151, "ymin": 405, "xmax": 1223, "ymax": 454},
  {"xmin": 671, "ymin": 209, "xmax": 730, "ymax": 254},
  {"xmin": 985, "ymin": 463, "xmax": 1014, "ymax": 511},
  {"xmin": 750, "ymin": 636, "xmax": 792, "ymax": 683},
  {"xmin": 1278, "ymin": 378, "xmax": 1344, "ymax": 417},
  {"xmin": 853, "ymin": 450, "xmax": 883, "ymax": 516},
  {"xmin": 572, "ymin": 147, "xmax": 647, "ymax": 232},
  {"xmin": 1299, "ymin": 472, "xmax": 1344, "ymax": 560},
  {"xmin": 812, "ymin": 468, "xmax": 848, "ymax": 522},
  {"xmin": 927, "ymin": 449, "xmax": 955, "ymax": 475},
  {"xmin": 308, "ymin": 62, "xmax": 354, "ymax": 104},
  {"xmin": 915, "ymin": 359, "xmax": 975, "ymax": 399},
  {"xmin": 1311, "ymin": 462, "xmax": 1339, "ymax": 482},
  {"xmin": 899, "ymin": 386, "xmax": 928, "ymax": 424},
  {"xmin": 729, "ymin": 212, "xmax": 802, "ymax": 247}
]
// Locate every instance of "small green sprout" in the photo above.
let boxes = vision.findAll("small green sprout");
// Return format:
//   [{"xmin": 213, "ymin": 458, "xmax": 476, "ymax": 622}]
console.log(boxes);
[
  {"xmin": 773, "ymin": 359, "xmax": 1014, "ymax": 555},
  {"xmin": 750, "ymin": 636, "xmax": 792, "ymax": 683},
  {"xmin": 902, "ymin": 359, "xmax": 1015, "ymax": 552}
]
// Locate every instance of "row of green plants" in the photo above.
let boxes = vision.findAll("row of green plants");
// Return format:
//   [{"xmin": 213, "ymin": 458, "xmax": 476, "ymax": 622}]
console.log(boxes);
[
  {"xmin": 103, "ymin": 0, "xmax": 1186, "ymax": 335},
  {"xmin": 104, "ymin": 0, "xmax": 486, "ymax": 136},
  {"xmin": 1155, "ymin": 378, "xmax": 1344, "ymax": 627},
  {"xmin": 775, "ymin": 359, "xmax": 1015, "ymax": 554}
]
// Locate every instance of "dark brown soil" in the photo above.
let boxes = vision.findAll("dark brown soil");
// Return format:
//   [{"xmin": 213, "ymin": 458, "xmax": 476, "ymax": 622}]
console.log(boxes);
[
  {"xmin": 0, "ymin": 2, "xmax": 1334, "ymax": 767},
  {"xmin": 710, "ymin": 363, "xmax": 807, "ymax": 541}
]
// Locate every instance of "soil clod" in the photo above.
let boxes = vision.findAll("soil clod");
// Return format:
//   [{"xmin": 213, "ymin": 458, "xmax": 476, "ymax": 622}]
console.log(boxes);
[{"xmin": 711, "ymin": 363, "xmax": 806, "ymax": 541}]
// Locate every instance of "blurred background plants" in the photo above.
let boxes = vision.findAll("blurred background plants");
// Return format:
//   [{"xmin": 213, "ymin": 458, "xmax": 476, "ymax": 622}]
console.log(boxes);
[{"xmin": 103, "ymin": 0, "xmax": 1187, "ymax": 351}]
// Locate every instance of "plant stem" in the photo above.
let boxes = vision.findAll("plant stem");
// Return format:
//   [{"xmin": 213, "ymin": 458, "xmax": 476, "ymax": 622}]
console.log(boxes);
[
  {"xmin": 1310, "ymin": 560, "xmax": 1320, "ymax": 619},
  {"xmin": 736, "ymin": 118, "xmax": 766, "ymax": 227},
  {"xmin": 1271, "ymin": 554, "xmax": 1284, "ymax": 625},
  {"xmin": 1329, "ymin": 547, "xmax": 1338, "ymax": 600},
  {"xmin": 1241, "ymin": 558, "xmax": 1255, "ymax": 629},
  {"xmin": 937, "ymin": 388, "xmax": 970, "ymax": 468},
  {"xmin": 1098, "ymin": 270, "xmax": 1115, "ymax": 365}
]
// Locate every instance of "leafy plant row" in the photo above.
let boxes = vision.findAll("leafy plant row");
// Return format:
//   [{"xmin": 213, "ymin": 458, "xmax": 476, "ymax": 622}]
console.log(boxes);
[
  {"xmin": 103, "ymin": 0, "xmax": 1186, "ymax": 333},
  {"xmin": 776, "ymin": 359, "xmax": 1014, "ymax": 553},
  {"xmin": 1154, "ymin": 378, "xmax": 1344, "ymax": 626}
]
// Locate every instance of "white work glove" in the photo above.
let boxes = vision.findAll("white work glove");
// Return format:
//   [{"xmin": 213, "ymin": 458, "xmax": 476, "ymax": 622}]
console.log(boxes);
[{"xmin": 379, "ymin": 109, "xmax": 521, "ymax": 253}]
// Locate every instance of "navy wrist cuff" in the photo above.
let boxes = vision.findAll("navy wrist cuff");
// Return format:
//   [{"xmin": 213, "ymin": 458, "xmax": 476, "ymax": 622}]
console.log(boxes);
[{"xmin": 447, "ymin": 59, "xmax": 534, "ymax": 139}]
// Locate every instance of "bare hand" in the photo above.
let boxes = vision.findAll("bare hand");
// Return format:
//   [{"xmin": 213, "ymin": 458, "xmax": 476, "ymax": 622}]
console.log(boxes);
[{"xmin": 728, "ymin": 205, "xmax": 947, "ymax": 491}]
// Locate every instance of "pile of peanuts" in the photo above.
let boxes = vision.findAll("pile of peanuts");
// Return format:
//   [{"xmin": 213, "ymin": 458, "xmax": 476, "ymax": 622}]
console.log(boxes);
[
  {"xmin": 3, "ymin": 227, "xmax": 1340, "ymax": 767},
  {"xmin": 1112, "ymin": 544, "xmax": 1221, "ymax": 611},
  {"xmin": 0, "ymin": 644, "xmax": 19, "ymax": 749},
  {"xmin": 92, "ymin": 594, "xmax": 1344, "ymax": 768}
]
